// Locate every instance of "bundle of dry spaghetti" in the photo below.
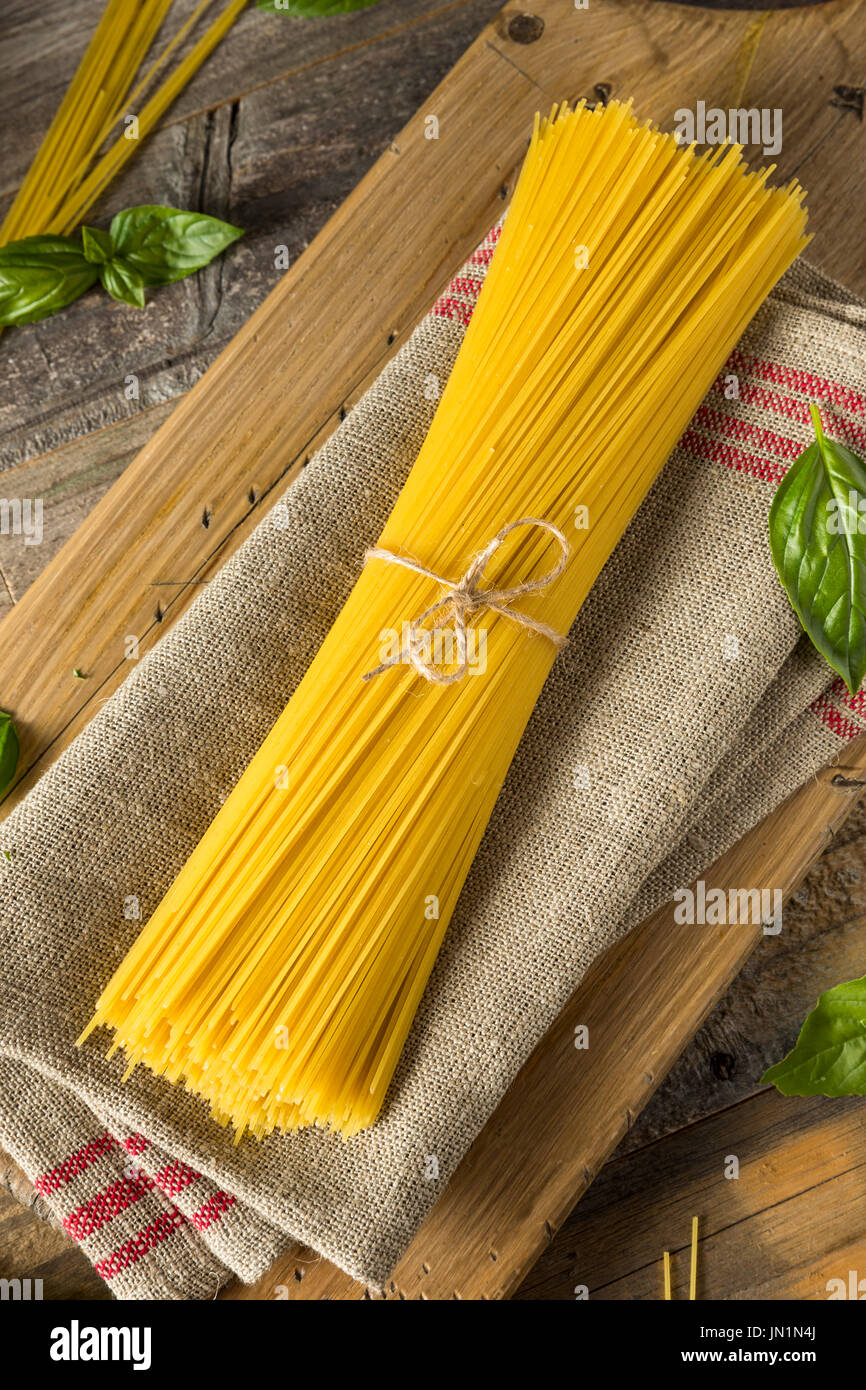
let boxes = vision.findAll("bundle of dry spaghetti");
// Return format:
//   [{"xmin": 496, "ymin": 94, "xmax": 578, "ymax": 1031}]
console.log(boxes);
[
  {"xmin": 0, "ymin": 0, "xmax": 247, "ymax": 246},
  {"xmin": 81, "ymin": 99, "xmax": 809, "ymax": 1140}
]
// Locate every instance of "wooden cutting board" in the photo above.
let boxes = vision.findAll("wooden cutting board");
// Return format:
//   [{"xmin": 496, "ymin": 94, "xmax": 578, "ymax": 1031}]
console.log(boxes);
[{"xmin": 2, "ymin": 0, "xmax": 865, "ymax": 1299}]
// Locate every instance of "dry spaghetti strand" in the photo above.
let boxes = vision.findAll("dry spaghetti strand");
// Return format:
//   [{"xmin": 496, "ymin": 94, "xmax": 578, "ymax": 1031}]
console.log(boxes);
[
  {"xmin": 81, "ymin": 100, "xmax": 809, "ymax": 1141},
  {"xmin": 0, "ymin": 0, "xmax": 247, "ymax": 246}
]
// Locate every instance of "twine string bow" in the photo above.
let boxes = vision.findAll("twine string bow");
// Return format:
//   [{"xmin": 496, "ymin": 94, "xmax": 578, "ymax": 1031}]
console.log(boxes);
[{"xmin": 362, "ymin": 517, "xmax": 570, "ymax": 685}]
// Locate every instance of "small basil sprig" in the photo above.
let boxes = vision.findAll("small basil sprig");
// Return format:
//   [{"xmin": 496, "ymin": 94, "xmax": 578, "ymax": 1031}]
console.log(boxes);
[
  {"xmin": 762, "ymin": 974, "xmax": 866, "ymax": 1097},
  {"xmin": 258, "ymin": 0, "xmax": 382, "ymax": 13},
  {"xmin": 0, "ymin": 206, "xmax": 243, "ymax": 326},
  {"xmin": 0, "ymin": 709, "xmax": 19, "ymax": 797},
  {"xmin": 106, "ymin": 207, "xmax": 243, "ymax": 286},
  {"xmin": 769, "ymin": 404, "xmax": 866, "ymax": 695}
]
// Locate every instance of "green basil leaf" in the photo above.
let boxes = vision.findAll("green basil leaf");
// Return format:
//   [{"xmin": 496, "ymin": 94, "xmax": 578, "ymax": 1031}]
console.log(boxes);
[
  {"xmin": 0, "ymin": 710, "xmax": 19, "ymax": 797},
  {"xmin": 108, "ymin": 205, "xmax": 243, "ymax": 286},
  {"xmin": 762, "ymin": 974, "xmax": 866, "ymax": 1096},
  {"xmin": 100, "ymin": 258, "xmax": 147, "ymax": 309},
  {"xmin": 769, "ymin": 404, "xmax": 866, "ymax": 695},
  {"xmin": 0, "ymin": 236, "xmax": 98, "ymax": 326},
  {"xmin": 257, "ymin": 0, "xmax": 382, "ymax": 15},
  {"xmin": 81, "ymin": 225, "xmax": 114, "ymax": 264}
]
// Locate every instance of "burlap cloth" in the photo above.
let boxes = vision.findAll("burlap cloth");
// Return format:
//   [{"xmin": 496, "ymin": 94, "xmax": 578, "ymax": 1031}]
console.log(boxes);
[{"xmin": 1, "ymin": 231, "xmax": 865, "ymax": 1299}]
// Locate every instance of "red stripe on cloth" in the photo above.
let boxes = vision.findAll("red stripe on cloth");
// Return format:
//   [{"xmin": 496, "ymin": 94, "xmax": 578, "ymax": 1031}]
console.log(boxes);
[
  {"xmin": 721, "ymin": 379, "xmax": 812, "ymax": 425},
  {"xmin": 123, "ymin": 1133, "xmax": 148, "ymax": 1156},
  {"xmin": 431, "ymin": 294, "xmax": 474, "ymax": 326},
  {"xmin": 191, "ymin": 1191, "xmax": 236, "ymax": 1232},
  {"xmin": 694, "ymin": 406, "xmax": 803, "ymax": 462},
  {"xmin": 33, "ymin": 1132, "xmax": 117, "ymax": 1196},
  {"xmin": 93, "ymin": 1206, "xmax": 186, "ymax": 1281},
  {"xmin": 711, "ymin": 374, "xmax": 866, "ymax": 460},
  {"xmin": 63, "ymin": 1169, "xmax": 155, "ymax": 1242},
  {"xmin": 679, "ymin": 429, "xmax": 787, "ymax": 485},
  {"xmin": 809, "ymin": 693, "xmax": 863, "ymax": 741},
  {"xmin": 467, "ymin": 223, "xmax": 501, "ymax": 265},
  {"xmin": 153, "ymin": 1160, "xmax": 199, "ymax": 1199},
  {"xmin": 93, "ymin": 1191, "xmax": 235, "ymax": 1282},
  {"xmin": 445, "ymin": 273, "xmax": 484, "ymax": 298},
  {"xmin": 718, "ymin": 380, "xmax": 866, "ymax": 454},
  {"xmin": 821, "ymin": 678, "xmax": 866, "ymax": 719},
  {"xmin": 728, "ymin": 350, "xmax": 866, "ymax": 417},
  {"xmin": 432, "ymin": 227, "xmax": 500, "ymax": 324}
]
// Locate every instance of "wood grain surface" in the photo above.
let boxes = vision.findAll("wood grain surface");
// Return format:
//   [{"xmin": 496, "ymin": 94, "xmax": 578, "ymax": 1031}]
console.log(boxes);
[{"xmin": 1, "ymin": 0, "xmax": 865, "ymax": 1301}]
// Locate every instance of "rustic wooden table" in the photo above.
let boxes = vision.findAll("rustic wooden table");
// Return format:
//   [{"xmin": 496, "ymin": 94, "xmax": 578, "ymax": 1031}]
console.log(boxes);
[{"xmin": 2, "ymin": 0, "xmax": 865, "ymax": 1302}]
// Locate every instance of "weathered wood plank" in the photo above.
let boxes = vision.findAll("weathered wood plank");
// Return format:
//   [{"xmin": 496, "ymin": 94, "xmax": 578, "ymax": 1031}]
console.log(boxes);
[
  {"xmin": 0, "ymin": 407, "xmax": 173, "ymax": 602},
  {"xmin": 0, "ymin": 1, "xmax": 499, "ymax": 196},
  {"xmin": 515, "ymin": 1089, "xmax": 866, "ymax": 1300}
]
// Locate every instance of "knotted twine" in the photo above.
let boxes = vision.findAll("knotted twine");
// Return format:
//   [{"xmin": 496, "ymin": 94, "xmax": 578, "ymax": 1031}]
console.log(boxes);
[{"xmin": 362, "ymin": 517, "xmax": 570, "ymax": 684}]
